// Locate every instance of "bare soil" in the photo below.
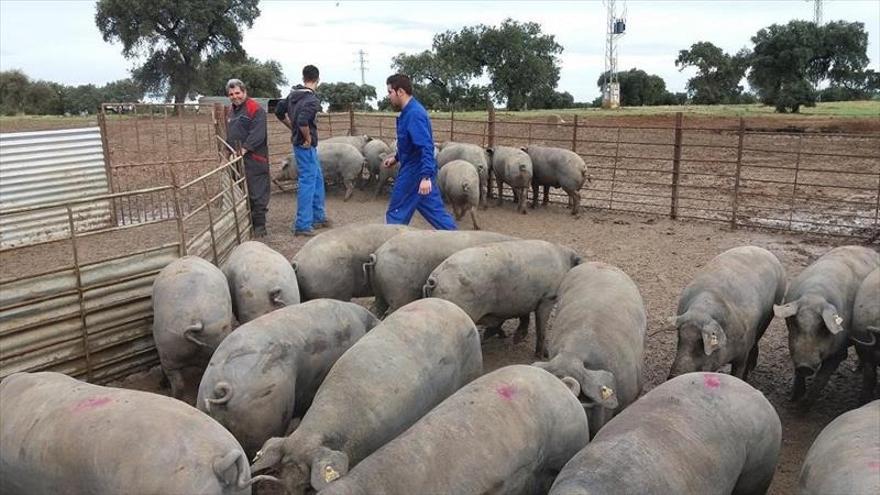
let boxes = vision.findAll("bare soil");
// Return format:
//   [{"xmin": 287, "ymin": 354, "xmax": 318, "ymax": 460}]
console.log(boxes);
[{"xmin": 112, "ymin": 186, "xmax": 877, "ymax": 495}]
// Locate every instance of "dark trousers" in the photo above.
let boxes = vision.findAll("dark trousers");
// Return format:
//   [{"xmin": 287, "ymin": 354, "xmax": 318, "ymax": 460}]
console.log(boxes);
[{"xmin": 244, "ymin": 156, "xmax": 270, "ymax": 228}]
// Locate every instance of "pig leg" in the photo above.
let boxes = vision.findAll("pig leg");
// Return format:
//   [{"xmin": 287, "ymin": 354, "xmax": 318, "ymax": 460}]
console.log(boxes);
[
  {"xmin": 542, "ymin": 185, "xmax": 550, "ymax": 206},
  {"xmin": 168, "ymin": 369, "xmax": 186, "ymax": 399},
  {"xmin": 731, "ymin": 356, "xmax": 749, "ymax": 380},
  {"xmin": 802, "ymin": 352, "xmax": 847, "ymax": 406},
  {"xmin": 517, "ymin": 188, "xmax": 528, "ymax": 214},
  {"xmin": 531, "ymin": 182, "xmax": 539, "ymax": 209},
  {"xmin": 496, "ymin": 177, "xmax": 505, "ymax": 207},
  {"xmin": 791, "ymin": 373, "xmax": 807, "ymax": 401},
  {"xmin": 534, "ymin": 298, "xmax": 554, "ymax": 358},
  {"xmin": 565, "ymin": 187, "xmax": 581, "ymax": 217},
  {"xmin": 742, "ymin": 343, "xmax": 760, "ymax": 382},
  {"xmin": 480, "ymin": 180, "xmax": 488, "ymax": 210},
  {"xmin": 370, "ymin": 295, "xmax": 389, "ymax": 320},
  {"xmin": 512, "ymin": 314, "xmax": 532, "ymax": 345},
  {"xmin": 343, "ymin": 180, "xmax": 354, "ymax": 201},
  {"xmin": 855, "ymin": 346, "xmax": 878, "ymax": 403},
  {"xmin": 468, "ymin": 207, "xmax": 480, "ymax": 230},
  {"xmin": 486, "ymin": 168, "xmax": 495, "ymax": 201}
]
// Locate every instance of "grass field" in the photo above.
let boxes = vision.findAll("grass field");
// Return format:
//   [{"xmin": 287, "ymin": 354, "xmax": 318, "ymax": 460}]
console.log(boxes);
[{"xmin": 0, "ymin": 114, "xmax": 98, "ymax": 133}]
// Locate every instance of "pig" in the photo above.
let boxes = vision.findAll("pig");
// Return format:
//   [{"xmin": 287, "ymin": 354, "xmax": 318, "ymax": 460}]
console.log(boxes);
[
  {"xmin": 362, "ymin": 139, "xmax": 391, "ymax": 185},
  {"xmin": 323, "ymin": 135, "xmax": 372, "ymax": 153},
  {"xmin": 221, "ymin": 241, "xmax": 300, "ymax": 324},
  {"xmin": 773, "ymin": 245, "xmax": 880, "ymax": 405},
  {"xmin": 488, "ymin": 145, "xmax": 533, "ymax": 214},
  {"xmin": 373, "ymin": 151, "xmax": 399, "ymax": 197},
  {"xmin": 250, "ymin": 298, "xmax": 482, "ymax": 494},
  {"xmin": 533, "ymin": 262, "xmax": 646, "ymax": 437},
  {"xmin": 364, "ymin": 230, "xmax": 515, "ymax": 317},
  {"xmin": 437, "ymin": 142, "xmax": 491, "ymax": 208},
  {"xmin": 424, "ymin": 239, "xmax": 581, "ymax": 357},
  {"xmin": 669, "ymin": 246, "xmax": 786, "ymax": 381},
  {"xmin": 0, "ymin": 372, "xmax": 275, "ymax": 495},
  {"xmin": 437, "ymin": 159, "xmax": 482, "ymax": 230},
  {"xmin": 197, "ymin": 300, "xmax": 378, "ymax": 457},
  {"xmin": 549, "ymin": 372, "xmax": 782, "ymax": 495},
  {"xmin": 851, "ymin": 268, "xmax": 880, "ymax": 402},
  {"xmin": 524, "ymin": 145, "xmax": 588, "ymax": 217},
  {"xmin": 291, "ymin": 223, "xmax": 411, "ymax": 301},
  {"xmin": 316, "ymin": 142, "xmax": 366, "ymax": 201},
  {"xmin": 798, "ymin": 399, "xmax": 880, "ymax": 495},
  {"xmin": 319, "ymin": 365, "xmax": 590, "ymax": 495},
  {"xmin": 152, "ymin": 255, "xmax": 233, "ymax": 400}
]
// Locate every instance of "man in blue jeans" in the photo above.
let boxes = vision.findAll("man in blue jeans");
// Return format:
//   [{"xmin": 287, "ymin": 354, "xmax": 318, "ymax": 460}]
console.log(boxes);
[
  {"xmin": 382, "ymin": 74, "xmax": 457, "ymax": 230},
  {"xmin": 278, "ymin": 65, "xmax": 328, "ymax": 237}
]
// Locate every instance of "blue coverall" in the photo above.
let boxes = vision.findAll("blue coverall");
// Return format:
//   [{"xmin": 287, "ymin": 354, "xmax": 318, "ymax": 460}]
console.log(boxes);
[{"xmin": 385, "ymin": 98, "xmax": 457, "ymax": 230}]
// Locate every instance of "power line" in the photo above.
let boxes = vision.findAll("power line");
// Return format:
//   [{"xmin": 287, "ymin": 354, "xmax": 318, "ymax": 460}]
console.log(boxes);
[
  {"xmin": 355, "ymin": 49, "xmax": 369, "ymax": 85},
  {"xmin": 602, "ymin": 0, "xmax": 626, "ymax": 109}
]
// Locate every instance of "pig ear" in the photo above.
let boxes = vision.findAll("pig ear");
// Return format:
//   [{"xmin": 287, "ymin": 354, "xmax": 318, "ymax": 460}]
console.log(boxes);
[
  {"xmin": 579, "ymin": 368, "xmax": 619, "ymax": 409},
  {"xmin": 821, "ymin": 304, "xmax": 844, "ymax": 335},
  {"xmin": 560, "ymin": 376, "xmax": 581, "ymax": 397},
  {"xmin": 486, "ymin": 147, "xmax": 494, "ymax": 155},
  {"xmin": 774, "ymin": 301, "xmax": 798, "ymax": 318},
  {"xmin": 250, "ymin": 437, "xmax": 286, "ymax": 472},
  {"xmin": 520, "ymin": 146, "xmax": 528, "ymax": 152},
  {"xmin": 310, "ymin": 447, "xmax": 349, "ymax": 491},
  {"xmin": 701, "ymin": 320, "xmax": 727, "ymax": 356}
]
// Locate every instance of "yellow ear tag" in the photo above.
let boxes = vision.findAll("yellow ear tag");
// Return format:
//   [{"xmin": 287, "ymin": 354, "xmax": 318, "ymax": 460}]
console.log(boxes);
[
  {"xmin": 834, "ymin": 315, "xmax": 843, "ymax": 326},
  {"xmin": 710, "ymin": 333, "xmax": 718, "ymax": 346},
  {"xmin": 324, "ymin": 465, "xmax": 340, "ymax": 483},
  {"xmin": 600, "ymin": 386, "xmax": 614, "ymax": 400}
]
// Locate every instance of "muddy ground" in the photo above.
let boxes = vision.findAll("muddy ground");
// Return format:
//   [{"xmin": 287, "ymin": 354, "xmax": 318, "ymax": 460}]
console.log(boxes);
[{"xmin": 114, "ymin": 185, "xmax": 877, "ymax": 495}]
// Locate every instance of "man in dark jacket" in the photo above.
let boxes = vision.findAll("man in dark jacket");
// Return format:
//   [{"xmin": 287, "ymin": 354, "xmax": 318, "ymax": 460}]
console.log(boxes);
[
  {"xmin": 381, "ymin": 73, "xmax": 456, "ymax": 230},
  {"xmin": 225, "ymin": 78, "xmax": 269, "ymax": 237},
  {"xmin": 276, "ymin": 65, "xmax": 328, "ymax": 236}
]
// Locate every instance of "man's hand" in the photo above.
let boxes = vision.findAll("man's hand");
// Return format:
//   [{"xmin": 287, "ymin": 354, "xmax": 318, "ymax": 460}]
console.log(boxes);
[
  {"xmin": 418, "ymin": 178, "xmax": 432, "ymax": 195},
  {"xmin": 301, "ymin": 139, "xmax": 312, "ymax": 149},
  {"xmin": 382, "ymin": 155, "xmax": 397, "ymax": 168}
]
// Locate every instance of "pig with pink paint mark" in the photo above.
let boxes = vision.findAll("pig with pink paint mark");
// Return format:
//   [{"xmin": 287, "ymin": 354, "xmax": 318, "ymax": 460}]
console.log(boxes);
[
  {"xmin": 550, "ymin": 372, "xmax": 781, "ymax": 495},
  {"xmin": 250, "ymin": 298, "xmax": 482, "ymax": 494},
  {"xmin": 318, "ymin": 365, "xmax": 589, "ymax": 495},
  {"xmin": 0, "ymin": 372, "xmax": 274, "ymax": 495},
  {"xmin": 798, "ymin": 400, "xmax": 879, "ymax": 495}
]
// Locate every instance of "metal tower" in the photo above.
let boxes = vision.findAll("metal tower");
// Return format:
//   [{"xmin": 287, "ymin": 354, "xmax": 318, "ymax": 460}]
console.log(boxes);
[
  {"xmin": 813, "ymin": 0, "xmax": 823, "ymax": 24},
  {"xmin": 602, "ymin": 0, "xmax": 626, "ymax": 109},
  {"xmin": 356, "ymin": 49, "xmax": 369, "ymax": 85}
]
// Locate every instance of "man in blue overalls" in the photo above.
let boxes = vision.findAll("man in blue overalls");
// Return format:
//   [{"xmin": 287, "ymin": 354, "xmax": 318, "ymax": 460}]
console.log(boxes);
[{"xmin": 381, "ymin": 74, "xmax": 457, "ymax": 230}]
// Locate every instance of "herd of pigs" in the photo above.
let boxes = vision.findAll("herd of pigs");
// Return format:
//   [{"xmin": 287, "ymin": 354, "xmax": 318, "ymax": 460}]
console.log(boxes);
[
  {"xmin": 275, "ymin": 135, "xmax": 588, "ymax": 229},
  {"xmin": 1, "ymin": 224, "xmax": 879, "ymax": 494}
]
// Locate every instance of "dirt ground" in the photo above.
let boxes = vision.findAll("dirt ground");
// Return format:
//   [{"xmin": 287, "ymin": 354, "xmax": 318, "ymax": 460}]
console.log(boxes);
[{"xmin": 112, "ymin": 184, "xmax": 878, "ymax": 495}]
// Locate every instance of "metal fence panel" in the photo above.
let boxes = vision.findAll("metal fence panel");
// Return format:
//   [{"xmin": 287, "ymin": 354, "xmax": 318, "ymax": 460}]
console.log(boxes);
[{"xmin": 0, "ymin": 127, "xmax": 112, "ymax": 248}]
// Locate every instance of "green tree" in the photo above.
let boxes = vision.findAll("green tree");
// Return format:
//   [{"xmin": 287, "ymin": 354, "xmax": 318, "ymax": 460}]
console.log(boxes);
[
  {"xmin": 0, "ymin": 69, "xmax": 30, "ymax": 115},
  {"xmin": 596, "ymin": 69, "xmax": 670, "ymax": 106},
  {"xmin": 527, "ymin": 87, "xmax": 574, "ymax": 109},
  {"xmin": 479, "ymin": 19, "xmax": 563, "ymax": 110},
  {"xmin": 101, "ymin": 78, "xmax": 145, "ymax": 103},
  {"xmin": 748, "ymin": 20, "xmax": 871, "ymax": 112},
  {"xmin": 64, "ymin": 84, "xmax": 103, "ymax": 114},
  {"xmin": 199, "ymin": 54, "xmax": 286, "ymax": 97},
  {"xmin": 675, "ymin": 42, "xmax": 750, "ymax": 104},
  {"xmin": 95, "ymin": 0, "xmax": 260, "ymax": 103},
  {"xmin": 317, "ymin": 82, "xmax": 376, "ymax": 111},
  {"xmin": 23, "ymin": 80, "xmax": 64, "ymax": 115}
]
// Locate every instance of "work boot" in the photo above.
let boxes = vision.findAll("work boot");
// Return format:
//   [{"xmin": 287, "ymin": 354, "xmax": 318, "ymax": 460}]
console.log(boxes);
[
  {"xmin": 253, "ymin": 225, "xmax": 268, "ymax": 238},
  {"xmin": 293, "ymin": 229, "xmax": 316, "ymax": 237},
  {"xmin": 314, "ymin": 219, "xmax": 333, "ymax": 229}
]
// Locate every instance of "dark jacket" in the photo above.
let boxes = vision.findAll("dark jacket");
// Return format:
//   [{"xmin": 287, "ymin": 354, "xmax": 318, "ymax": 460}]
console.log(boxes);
[
  {"xmin": 280, "ymin": 85, "xmax": 320, "ymax": 147},
  {"xmin": 226, "ymin": 98, "xmax": 268, "ymax": 163},
  {"xmin": 395, "ymin": 97, "xmax": 436, "ymax": 180}
]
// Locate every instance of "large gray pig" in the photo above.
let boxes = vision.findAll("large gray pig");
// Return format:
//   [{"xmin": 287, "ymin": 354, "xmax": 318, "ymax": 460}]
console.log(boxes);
[
  {"xmin": 437, "ymin": 159, "xmax": 482, "ymax": 230},
  {"xmin": 437, "ymin": 142, "xmax": 490, "ymax": 207},
  {"xmin": 669, "ymin": 246, "xmax": 786, "ymax": 381},
  {"xmin": 774, "ymin": 245, "xmax": 880, "ymax": 404},
  {"xmin": 524, "ymin": 145, "xmax": 588, "ymax": 217},
  {"xmin": 222, "ymin": 241, "xmax": 300, "ymax": 324},
  {"xmin": 197, "ymin": 300, "xmax": 378, "ymax": 457},
  {"xmin": 372, "ymin": 151, "xmax": 399, "ymax": 197},
  {"xmin": 152, "ymin": 255, "xmax": 233, "ymax": 399},
  {"xmin": 323, "ymin": 135, "xmax": 372, "ymax": 153},
  {"xmin": 851, "ymin": 268, "xmax": 880, "ymax": 402},
  {"xmin": 291, "ymin": 224, "xmax": 411, "ymax": 301},
  {"xmin": 798, "ymin": 399, "xmax": 880, "ymax": 495},
  {"xmin": 424, "ymin": 239, "xmax": 581, "ymax": 357},
  {"xmin": 365, "ymin": 230, "xmax": 515, "ymax": 317},
  {"xmin": 319, "ymin": 365, "xmax": 590, "ymax": 495},
  {"xmin": 488, "ymin": 145, "xmax": 533, "ymax": 214},
  {"xmin": 362, "ymin": 139, "xmax": 391, "ymax": 185},
  {"xmin": 250, "ymin": 298, "xmax": 482, "ymax": 494},
  {"xmin": 317, "ymin": 142, "xmax": 367, "ymax": 201},
  {"xmin": 533, "ymin": 262, "xmax": 646, "ymax": 437},
  {"xmin": 549, "ymin": 372, "xmax": 781, "ymax": 495},
  {"xmin": 0, "ymin": 372, "xmax": 275, "ymax": 495}
]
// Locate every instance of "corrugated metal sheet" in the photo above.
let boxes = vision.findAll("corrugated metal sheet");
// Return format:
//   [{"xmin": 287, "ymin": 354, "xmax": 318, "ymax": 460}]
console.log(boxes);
[{"xmin": 0, "ymin": 127, "xmax": 113, "ymax": 249}]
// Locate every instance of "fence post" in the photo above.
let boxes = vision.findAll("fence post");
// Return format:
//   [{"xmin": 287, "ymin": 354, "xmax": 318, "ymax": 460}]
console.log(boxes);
[
  {"xmin": 450, "ymin": 107, "xmax": 455, "ymax": 142},
  {"xmin": 571, "ymin": 114, "xmax": 579, "ymax": 152},
  {"xmin": 731, "ymin": 117, "xmax": 745, "ymax": 229},
  {"xmin": 212, "ymin": 103, "xmax": 226, "ymax": 157},
  {"xmin": 170, "ymin": 170, "xmax": 187, "ymax": 256},
  {"xmin": 67, "ymin": 206, "xmax": 93, "ymax": 382},
  {"xmin": 349, "ymin": 105, "xmax": 355, "ymax": 136},
  {"xmin": 670, "ymin": 112, "xmax": 683, "ymax": 219},
  {"xmin": 487, "ymin": 101, "xmax": 496, "ymax": 149},
  {"xmin": 787, "ymin": 135, "xmax": 804, "ymax": 232},
  {"xmin": 328, "ymin": 113, "xmax": 334, "ymax": 136}
]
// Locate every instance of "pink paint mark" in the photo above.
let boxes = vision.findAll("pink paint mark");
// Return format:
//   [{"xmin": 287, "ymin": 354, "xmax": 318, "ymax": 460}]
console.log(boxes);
[
  {"xmin": 703, "ymin": 374, "xmax": 721, "ymax": 389},
  {"xmin": 868, "ymin": 461, "xmax": 880, "ymax": 471},
  {"xmin": 496, "ymin": 384, "xmax": 517, "ymax": 401},
  {"xmin": 73, "ymin": 396, "xmax": 112, "ymax": 412}
]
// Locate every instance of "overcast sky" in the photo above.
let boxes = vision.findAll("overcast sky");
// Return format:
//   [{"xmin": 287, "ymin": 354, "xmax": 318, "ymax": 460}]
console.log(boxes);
[{"xmin": 1, "ymin": 0, "xmax": 878, "ymax": 102}]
